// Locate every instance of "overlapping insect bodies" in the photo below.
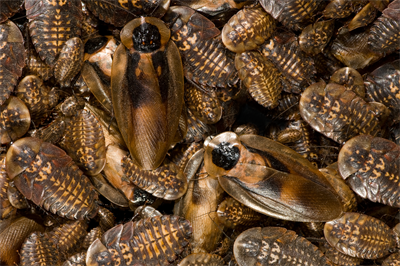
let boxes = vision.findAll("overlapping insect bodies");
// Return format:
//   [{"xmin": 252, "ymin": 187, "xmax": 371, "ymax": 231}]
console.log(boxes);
[
  {"xmin": 324, "ymin": 212, "xmax": 399, "ymax": 259},
  {"xmin": 234, "ymin": 227, "xmax": 332, "ymax": 266},
  {"xmin": 84, "ymin": 0, "xmax": 170, "ymax": 27},
  {"xmin": 204, "ymin": 132, "xmax": 343, "ymax": 222},
  {"xmin": 0, "ymin": 20, "xmax": 26, "ymax": 106},
  {"xmin": 86, "ymin": 215, "xmax": 192, "ymax": 266},
  {"xmin": 165, "ymin": 6, "xmax": 239, "ymax": 91},
  {"xmin": 365, "ymin": 60, "xmax": 400, "ymax": 123},
  {"xmin": 25, "ymin": 0, "xmax": 83, "ymax": 67},
  {"xmin": 112, "ymin": 16, "xmax": 184, "ymax": 170},
  {"xmin": 0, "ymin": 0, "xmax": 24, "ymax": 23},
  {"xmin": 300, "ymin": 80, "xmax": 389, "ymax": 144},
  {"xmin": 6, "ymin": 137, "xmax": 99, "ymax": 220},
  {"xmin": 338, "ymin": 135, "xmax": 400, "ymax": 207},
  {"xmin": 367, "ymin": 0, "xmax": 400, "ymax": 56}
]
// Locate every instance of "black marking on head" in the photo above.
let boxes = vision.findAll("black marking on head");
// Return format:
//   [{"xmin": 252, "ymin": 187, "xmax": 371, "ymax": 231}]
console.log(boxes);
[
  {"xmin": 84, "ymin": 36, "xmax": 108, "ymax": 54},
  {"xmin": 132, "ymin": 22, "xmax": 161, "ymax": 52},
  {"xmin": 212, "ymin": 142, "xmax": 240, "ymax": 170}
]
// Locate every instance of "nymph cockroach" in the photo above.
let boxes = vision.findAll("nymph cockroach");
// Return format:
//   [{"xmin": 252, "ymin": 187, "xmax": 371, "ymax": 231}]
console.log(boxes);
[
  {"xmin": 299, "ymin": 20, "xmax": 335, "ymax": 55},
  {"xmin": 184, "ymin": 82, "xmax": 223, "ymax": 124},
  {"xmin": 235, "ymin": 50, "xmax": 282, "ymax": 109},
  {"xmin": 222, "ymin": 4, "xmax": 275, "ymax": 53},
  {"xmin": 182, "ymin": 109, "xmax": 214, "ymax": 144},
  {"xmin": 204, "ymin": 132, "xmax": 343, "ymax": 222},
  {"xmin": 382, "ymin": 252, "xmax": 400, "ymax": 266},
  {"xmin": 324, "ymin": 212, "xmax": 397, "ymax": 259},
  {"xmin": 234, "ymin": 227, "xmax": 332, "ymax": 266},
  {"xmin": 112, "ymin": 16, "xmax": 184, "ymax": 170},
  {"xmin": 48, "ymin": 220, "xmax": 89, "ymax": 260},
  {"xmin": 344, "ymin": 2, "xmax": 377, "ymax": 32},
  {"xmin": 16, "ymin": 75, "xmax": 59, "ymax": 125},
  {"xmin": 25, "ymin": 47, "xmax": 53, "ymax": 81},
  {"xmin": 86, "ymin": 215, "xmax": 192, "ymax": 266},
  {"xmin": 259, "ymin": 0, "xmax": 321, "ymax": 31},
  {"xmin": 6, "ymin": 137, "xmax": 99, "ymax": 220},
  {"xmin": 60, "ymin": 106, "xmax": 106, "ymax": 176},
  {"xmin": 300, "ymin": 81, "xmax": 389, "ymax": 144},
  {"xmin": 365, "ymin": 59, "xmax": 400, "ymax": 123},
  {"xmin": 217, "ymin": 197, "xmax": 263, "ymax": 229},
  {"xmin": 338, "ymin": 135, "xmax": 400, "ymax": 207},
  {"xmin": 0, "ymin": 216, "xmax": 45, "ymax": 265},
  {"xmin": 54, "ymin": 37, "xmax": 85, "ymax": 87},
  {"xmin": 25, "ymin": 0, "xmax": 82, "ymax": 66},
  {"xmin": 367, "ymin": 0, "xmax": 400, "ymax": 56},
  {"xmin": 165, "ymin": 6, "xmax": 239, "ymax": 91},
  {"xmin": 82, "ymin": 227, "xmax": 104, "ymax": 250},
  {"xmin": 20, "ymin": 231, "xmax": 60, "ymax": 266},
  {"xmin": 0, "ymin": 19, "xmax": 25, "ymax": 106},
  {"xmin": 0, "ymin": 96, "xmax": 31, "ymax": 145},
  {"xmin": 122, "ymin": 155, "xmax": 187, "ymax": 201},
  {"xmin": 259, "ymin": 32, "xmax": 316, "ymax": 93}
]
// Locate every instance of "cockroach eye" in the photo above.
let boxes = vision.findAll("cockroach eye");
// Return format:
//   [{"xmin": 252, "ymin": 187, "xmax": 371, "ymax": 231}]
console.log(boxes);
[
  {"xmin": 212, "ymin": 142, "xmax": 240, "ymax": 170},
  {"xmin": 132, "ymin": 23, "xmax": 161, "ymax": 52}
]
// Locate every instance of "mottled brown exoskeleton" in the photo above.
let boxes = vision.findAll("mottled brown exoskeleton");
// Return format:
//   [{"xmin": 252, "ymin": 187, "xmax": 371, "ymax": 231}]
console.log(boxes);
[
  {"xmin": 20, "ymin": 231, "xmax": 60, "ymax": 266},
  {"xmin": 324, "ymin": 212, "xmax": 397, "ymax": 259},
  {"xmin": 0, "ymin": 0, "xmax": 23, "ymax": 23},
  {"xmin": 368, "ymin": 0, "xmax": 400, "ymax": 56},
  {"xmin": 86, "ymin": 215, "xmax": 192, "ymax": 266},
  {"xmin": 343, "ymin": 2, "xmax": 377, "ymax": 32},
  {"xmin": 96, "ymin": 206, "xmax": 115, "ymax": 231},
  {"xmin": 329, "ymin": 31, "xmax": 381, "ymax": 69},
  {"xmin": 122, "ymin": 156, "xmax": 187, "ymax": 200},
  {"xmin": 168, "ymin": 141, "xmax": 203, "ymax": 173},
  {"xmin": 222, "ymin": 4, "xmax": 276, "ymax": 53},
  {"xmin": 300, "ymin": 81, "xmax": 389, "ymax": 144},
  {"xmin": 48, "ymin": 220, "xmax": 89, "ymax": 260},
  {"xmin": 165, "ymin": 6, "xmax": 239, "ymax": 91},
  {"xmin": 62, "ymin": 252, "xmax": 87, "ymax": 266},
  {"xmin": 25, "ymin": 0, "xmax": 82, "ymax": 66},
  {"xmin": 235, "ymin": 50, "xmax": 282, "ymax": 109},
  {"xmin": 299, "ymin": 20, "xmax": 335, "ymax": 55},
  {"xmin": 319, "ymin": 240, "xmax": 364, "ymax": 266},
  {"xmin": 0, "ymin": 216, "xmax": 45, "ymax": 265},
  {"xmin": 329, "ymin": 67, "xmax": 365, "ymax": 98},
  {"xmin": 25, "ymin": 47, "xmax": 54, "ymax": 81},
  {"xmin": 82, "ymin": 227, "xmax": 104, "ymax": 250},
  {"xmin": 178, "ymin": 253, "xmax": 225, "ymax": 266},
  {"xmin": 184, "ymin": 82, "xmax": 223, "ymax": 124},
  {"xmin": 234, "ymin": 227, "xmax": 332, "ymax": 266},
  {"xmin": 0, "ymin": 19, "xmax": 26, "ymax": 106},
  {"xmin": 84, "ymin": 0, "xmax": 170, "ymax": 27},
  {"xmin": 182, "ymin": 108, "xmax": 214, "ymax": 143},
  {"xmin": 382, "ymin": 252, "xmax": 400, "ymax": 266},
  {"xmin": 217, "ymin": 197, "xmax": 263, "ymax": 229},
  {"xmin": 266, "ymin": 93, "xmax": 301, "ymax": 121},
  {"xmin": 6, "ymin": 137, "xmax": 99, "ymax": 220},
  {"xmin": 0, "ymin": 154, "xmax": 16, "ymax": 219},
  {"xmin": 259, "ymin": 32, "xmax": 316, "ymax": 93},
  {"xmin": 365, "ymin": 59, "xmax": 400, "ymax": 123},
  {"xmin": 0, "ymin": 96, "xmax": 31, "ymax": 145},
  {"xmin": 338, "ymin": 135, "xmax": 400, "ymax": 207},
  {"xmin": 260, "ymin": 0, "xmax": 321, "ymax": 31},
  {"xmin": 60, "ymin": 106, "xmax": 106, "ymax": 176},
  {"xmin": 16, "ymin": 75, "xmax": 59, "ymax": 125},
  {"xmin": 54, "ymin": 37, "xmax": 85, "ymax": 87}
]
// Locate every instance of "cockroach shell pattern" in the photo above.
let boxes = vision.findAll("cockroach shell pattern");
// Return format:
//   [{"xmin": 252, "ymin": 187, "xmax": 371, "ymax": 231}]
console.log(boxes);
[
  {"xmin": 203, "ymin": 132, "xmax": 343, "ymax": 222},
  {"xmin": 5, "ymin": 137, "xmax": 99, "ymax": 220},
  {"xmin": 0, "ymin": 19, "xmax": 26, "ymax": 106},
  {"xmin": 112, "ymin": 17, "xmax": 184, "ymax": 170},
  {"xmin": 338, "ymin": 135, "xmax": 400, "ymax": 207}
]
